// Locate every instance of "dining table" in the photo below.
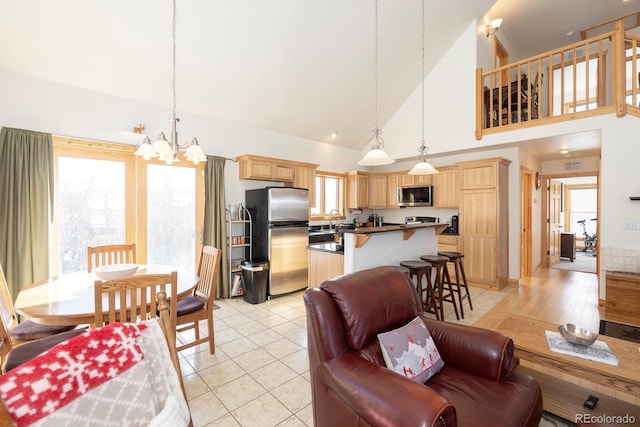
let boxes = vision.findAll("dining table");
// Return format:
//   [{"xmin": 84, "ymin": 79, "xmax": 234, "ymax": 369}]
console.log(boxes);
[{"xmin": 14, "ymin": 265, "xmax": 199, "ymax": 326}]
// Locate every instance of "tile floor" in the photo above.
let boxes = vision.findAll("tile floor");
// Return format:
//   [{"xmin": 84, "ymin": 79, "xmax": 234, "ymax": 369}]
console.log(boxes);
[{"xmin": 178, "ymin": 285, "xmax": 515, "ymax": 427}]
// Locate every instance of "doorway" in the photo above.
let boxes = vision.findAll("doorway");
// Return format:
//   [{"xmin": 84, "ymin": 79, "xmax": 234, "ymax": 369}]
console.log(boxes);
[{"xmin": 541, "ymin": 174, "xmax": 599, "ymax": 274}]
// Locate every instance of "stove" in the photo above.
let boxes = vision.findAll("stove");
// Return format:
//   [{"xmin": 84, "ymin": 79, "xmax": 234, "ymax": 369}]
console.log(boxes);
[{"xmin": 404, "ymin": 216, "xmax": 439, "ymax": 224}]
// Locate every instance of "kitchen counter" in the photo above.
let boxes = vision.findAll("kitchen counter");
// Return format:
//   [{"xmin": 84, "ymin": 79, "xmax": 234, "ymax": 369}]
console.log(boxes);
[
  {"xmin": 343, "ymin": 222, "xmax": 449, "ymax": 235},
  {"xmin": 307, "ymin": 242, "xmax": 344, "ymax": 254},
  {"xmin": 308, "ymin": 243, "xmax": 345, "ymax": 288},
  {"xmin": 342, "ymin": 223, "xmax": 440, "ymax": 275}
]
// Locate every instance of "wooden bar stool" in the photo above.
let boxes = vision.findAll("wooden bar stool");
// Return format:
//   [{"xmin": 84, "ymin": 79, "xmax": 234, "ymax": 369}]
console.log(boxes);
[
  {"xmin": 419, "ymin": 255, "xmax": 460, "ymax": 321},
  {"xmin": 398, "ymin": 260, "xmax": 439, "ymax": 320},
  {"xmin": 438, "ymin": 251, "xmax": 473, "ymax": 319}
]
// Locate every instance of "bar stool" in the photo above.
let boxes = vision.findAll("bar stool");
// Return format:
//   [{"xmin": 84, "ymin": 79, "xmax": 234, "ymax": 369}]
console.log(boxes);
[
  {"xmin": 438, "ymin": 251, "xmax": 473, "ymax": 319},
  {"xmin": 398, "ymin": 260, "xmax": 439, "ymax": 320},
  {"xmin": 419, "ymin": 255, "xmax": 460, "ymax": 321}
]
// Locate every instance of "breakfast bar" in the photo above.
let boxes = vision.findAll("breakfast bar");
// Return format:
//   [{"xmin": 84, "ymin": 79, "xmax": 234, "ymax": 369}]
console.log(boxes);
[
  {"xmin": 342, "ymin": 223, "xmax": 446, "ymax": 274},
  {"xmin": 307, "ymin": 223, "xmax": 447, "ymax": 287}
]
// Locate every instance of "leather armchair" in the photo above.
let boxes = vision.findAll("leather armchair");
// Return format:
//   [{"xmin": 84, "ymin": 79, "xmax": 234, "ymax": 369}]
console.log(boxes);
[{"xmin": 303, "ymin": 266, "xmax": 543, "ymax": 427}]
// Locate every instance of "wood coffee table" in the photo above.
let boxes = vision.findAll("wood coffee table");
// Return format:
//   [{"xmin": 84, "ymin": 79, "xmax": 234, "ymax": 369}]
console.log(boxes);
[{"xmin": 496, "ymin": 314, "xmax": 640, "ymax": 422}]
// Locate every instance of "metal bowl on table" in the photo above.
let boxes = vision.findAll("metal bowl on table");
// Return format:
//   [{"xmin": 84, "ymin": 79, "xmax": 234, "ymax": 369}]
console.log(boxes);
[{"xmin": 557, "ymin": 323, "xmax": 598, "ymax": 346}]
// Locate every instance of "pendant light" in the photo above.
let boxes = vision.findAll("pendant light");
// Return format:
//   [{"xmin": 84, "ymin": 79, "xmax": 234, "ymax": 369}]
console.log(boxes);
[
  {"xmin": 135, "ymin": 0, "xmax": 206, "ymax": 165},
  {"xmin": 408, "ymin": 0, "xmax": 438, "ymax": 175},
  {"xmin": 358, "ymin": 0, "xmax": 395, "ymax": 166}
]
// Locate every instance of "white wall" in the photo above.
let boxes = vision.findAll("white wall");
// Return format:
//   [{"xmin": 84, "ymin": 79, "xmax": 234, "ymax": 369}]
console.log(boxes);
[
  {"xmin": 3, "ymin": 16, "xmax": 639, "ymax": 289},
  {"xmin": 0, "ymin": 67, "xmax": 362, "ymax": 210},
  {"xmin": 377, "ymin": 16, "xmax": 640, "ymax": 286},
  {"xmin": 384, "ymin": 21, "xmax": 480, "ymax": 161},
  {"xmin": 599, "ymin": 116, "xmax": 640, "ymax": 282}
]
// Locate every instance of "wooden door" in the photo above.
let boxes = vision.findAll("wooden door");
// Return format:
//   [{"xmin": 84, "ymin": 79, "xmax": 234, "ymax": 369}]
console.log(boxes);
[
  {"xmin": 521, "ymin": 168, "xmax": 533, "ymax": 277},
  {"xmin": 548, "ymin": 180, "xmax": 563, "ymax": 266}
]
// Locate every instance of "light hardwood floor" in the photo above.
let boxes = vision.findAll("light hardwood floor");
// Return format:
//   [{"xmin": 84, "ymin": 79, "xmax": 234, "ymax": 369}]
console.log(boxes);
[
  {"xmin": 473, "ymin": 268, "xmax": 640, "ymax": 410},
  {"xmin": 474, "ymin": 267, "xmax": 601, "ymax": 332}
]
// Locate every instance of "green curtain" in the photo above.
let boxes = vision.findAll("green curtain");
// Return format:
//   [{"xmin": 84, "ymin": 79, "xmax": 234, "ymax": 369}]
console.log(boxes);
[
  {"xmin": 203, "ymin": 156, "xmax": 228, "ymax": 299},
  {"xmin": 0, "ymin": 127, "xmax": 54, "ymax": 302}
]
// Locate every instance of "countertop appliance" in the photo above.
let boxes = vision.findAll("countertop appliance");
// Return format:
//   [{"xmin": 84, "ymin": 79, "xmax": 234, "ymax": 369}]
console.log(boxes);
[
  {"xmin": 245, "ymin": 187, "xmax": 309, "ymax": 297},
  {"xmin": 450, "ymin": 215, "xmax": 459, "ymax": 234},
  {"xmin": 398, "ymin": 185, "xmax": 433, "ymax": 207}
]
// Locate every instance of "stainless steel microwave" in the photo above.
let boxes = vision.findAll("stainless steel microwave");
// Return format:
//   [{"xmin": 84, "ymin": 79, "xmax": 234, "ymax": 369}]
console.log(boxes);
[{"xmin": 397, "ymin": 185, "xmax": 433, "ymax": 207}]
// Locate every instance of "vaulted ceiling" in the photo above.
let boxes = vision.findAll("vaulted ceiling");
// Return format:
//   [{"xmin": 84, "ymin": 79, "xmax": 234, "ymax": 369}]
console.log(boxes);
[{"xmin": 0, "ymin": 0, "xmax": 637, "ymax": 151}]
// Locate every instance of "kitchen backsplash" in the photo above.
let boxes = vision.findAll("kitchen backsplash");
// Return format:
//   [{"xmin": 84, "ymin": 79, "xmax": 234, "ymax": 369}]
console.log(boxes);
[{"xmin": 600, "ymin": 247, "xmax": 640, "ymax": 274}]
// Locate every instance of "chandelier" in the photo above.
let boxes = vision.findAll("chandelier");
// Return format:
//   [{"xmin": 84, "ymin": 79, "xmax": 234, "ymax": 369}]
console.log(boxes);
[
  {"xmin": 408, "ymin": 0, "xmax": 438, "ymax": 176},
  {"xmin": 358, "ymin": 0, "xmax": 395, "ymax": 166},
  {"xmin": 135, "ymin": 0, "xmax": 206, "ymax": 165}
]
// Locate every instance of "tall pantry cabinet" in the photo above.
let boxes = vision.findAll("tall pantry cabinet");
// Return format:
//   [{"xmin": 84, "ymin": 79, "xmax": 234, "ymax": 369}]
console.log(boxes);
[{"xmin": 458, "ymin": 157, "xmax": 510, "ymax": 290}]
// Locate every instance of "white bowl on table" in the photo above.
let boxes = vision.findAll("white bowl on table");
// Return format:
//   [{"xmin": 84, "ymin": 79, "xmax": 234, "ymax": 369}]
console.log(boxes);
[{"xmin": 93, "ymin": 264, "xmax": 139, "ymax": 280}]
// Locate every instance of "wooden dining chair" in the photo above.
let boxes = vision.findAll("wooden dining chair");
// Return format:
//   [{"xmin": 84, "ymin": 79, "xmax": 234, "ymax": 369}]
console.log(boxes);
[
  {"xmin": 0, "ymin": 303, "xmax": 84, "ymax": 373},
  {"xmin": 94, "ymin": 272, "xmax": 177, "ymax": 327},
  {"xmin": 87, "ymin": 243, "xmax": 137, "ymax": 272},
  {"xmin": 0, "ymin": 291, "xmax": 191, "ymax": 427},
  {"xmin": 176, "ymin": 246, "xmax": 221, "ymax": 354},
  {"xmin": 0, "ymin": 264, "xmax": 77, "ymax": 343}
]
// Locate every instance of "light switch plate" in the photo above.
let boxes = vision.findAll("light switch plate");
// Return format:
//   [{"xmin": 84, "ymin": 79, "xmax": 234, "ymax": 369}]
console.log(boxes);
[{"xmin": 623, "ymin": 220, "xmax": 637, "ymax": 230}]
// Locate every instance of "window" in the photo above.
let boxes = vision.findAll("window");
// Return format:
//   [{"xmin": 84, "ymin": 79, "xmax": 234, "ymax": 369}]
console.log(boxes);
[
  {"xmin": 625, "ymin": 47, "xmax": 640, "ymax": 106},
  {"xmin": 311, "ymin": 171, "xmax": 344, "ymax": 219},
  {"xmin": 565, "ymin": 185, "xmax": 597, "ymax": 244},
  {"xmin": 553, "ymin": 56, "xmax": 601, "ymax": 115},
  {"xmin": 52, "ymin": 138, "xmax": 204, "ymax": 275}
]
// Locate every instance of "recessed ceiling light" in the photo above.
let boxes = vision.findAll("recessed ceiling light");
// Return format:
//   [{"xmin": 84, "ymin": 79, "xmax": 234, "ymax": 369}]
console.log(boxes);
[
  {"xmin": 559, "ymin": 148, "xmax": 570, "ymax": 154},
  {"xmin": 330, "ymin": 131, "xmax": 338, "ymax": 139},
  {"xmin": 566, "ymin": 30, "xmax": 575, "ymax": 37}
]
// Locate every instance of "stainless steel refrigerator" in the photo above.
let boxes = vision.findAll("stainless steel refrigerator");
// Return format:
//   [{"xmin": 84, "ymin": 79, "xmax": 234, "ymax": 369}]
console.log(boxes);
[{"xmin": 245, "ymin": 187, "xmax": 309, "ymax": 296}]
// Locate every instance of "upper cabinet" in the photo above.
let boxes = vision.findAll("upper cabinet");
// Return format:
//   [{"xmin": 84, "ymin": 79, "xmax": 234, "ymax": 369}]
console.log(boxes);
[
  {"xmin": 346, "ymin": 171, "xmax": 369, "ymax": 209},
  {"xmin": 386, "ymin": 174, "xmax": 399, "ymax": 208},
  {"xmin": 433, "ymin": 166, "xmax": 460, "ymax": 208},
  {"xmin": 293, "ymin": 165, "xmax": 317, "ymax": 207},
  {"xmin": 399, "ymin": 173, "xmax": 432, "ymax": 187},
  {"xmin": 237, "ymin": 154, "xmax": 318, "ymax": 206},
  {"xmin": 368, "ymin": 174, "xmax": 387, "ymax": 209}
]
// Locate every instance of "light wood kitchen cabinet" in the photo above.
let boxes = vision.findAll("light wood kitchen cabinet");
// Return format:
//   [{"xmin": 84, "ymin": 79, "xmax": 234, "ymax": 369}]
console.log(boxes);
[
  {"xmin": 386, "ymin": 174, "xmax": 399, "ymax": 208},
  {"xmin": 438, "ymin": 234, "xmax": 459, "ymax": 252},
  {"xmin": 438, "ymin": 234, "xmax": 459, "ymax": 278},
  {"xmin": 273, "ymin": 163, "xmax": 295, "ymax": 181},
  {"xmin": 399, "ymin": 173, "xmax": 432, "ymax": 187},
  {"xmin": 399, "ymin": 173, "xmax": 415, "ymax": 187},
  {"xmin": 346, "ymin": 171, "xmax": 369, "ymax": 209},
  {"xmin": 237, "ymin": 154, "xmax": 317, "ymax": 187},
  {"xmin": 368, "ymin": 174, "xmax": 387, "ymax": 209},
  {"xmin": 414, "ymin": 174, "xmax": 433, "ymax": 186},
  {"xmin": 458, "ymin": 157, "xmax": 510, "ymax": 290},
  {"xmin": 293, "ymin": 165, "xmax": 316, "ymax": 207},
  {"xmin": 308, "ymin": 250, "xmax": 344, "ymax": 288},
  {"xmin": 238, "ymin": 155, "xmax": 274, "ymax": 180},
  {"xmin": 433, "ymin": 165, "xmax": 460, "ymax": 208}
]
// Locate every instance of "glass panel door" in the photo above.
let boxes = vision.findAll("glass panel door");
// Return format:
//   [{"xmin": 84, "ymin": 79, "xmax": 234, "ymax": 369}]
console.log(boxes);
[
  {"xmin": 56, "ymin": 157, "xmax": 126, "ymax": 273},
  {"xmin": 146, "ymin": 164, "xmax": 196, "ymax": 272}
]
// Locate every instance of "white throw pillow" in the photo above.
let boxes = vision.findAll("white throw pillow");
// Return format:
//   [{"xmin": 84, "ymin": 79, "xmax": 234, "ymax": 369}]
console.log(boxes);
[{"xmin": 378, "ymin": 316, "xmax": 444, "ymax": 383}]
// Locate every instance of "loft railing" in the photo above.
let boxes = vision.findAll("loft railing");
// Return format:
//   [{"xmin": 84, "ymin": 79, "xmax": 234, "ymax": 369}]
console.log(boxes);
[{"xmin": 476, "ymin": 20, "xmax": 640, "ymax": 140}]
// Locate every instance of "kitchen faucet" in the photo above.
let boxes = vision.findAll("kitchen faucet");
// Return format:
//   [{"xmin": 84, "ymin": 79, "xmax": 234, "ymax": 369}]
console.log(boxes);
[{"xmin": 328, "ymin": 209, "xmax": 341, "ymax": 230}]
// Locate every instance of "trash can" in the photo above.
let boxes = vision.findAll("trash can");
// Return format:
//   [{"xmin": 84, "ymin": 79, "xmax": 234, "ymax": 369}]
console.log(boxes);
[{"xmin": 241, "ymin": 260, "xmax": 269, "ymax": 304}]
